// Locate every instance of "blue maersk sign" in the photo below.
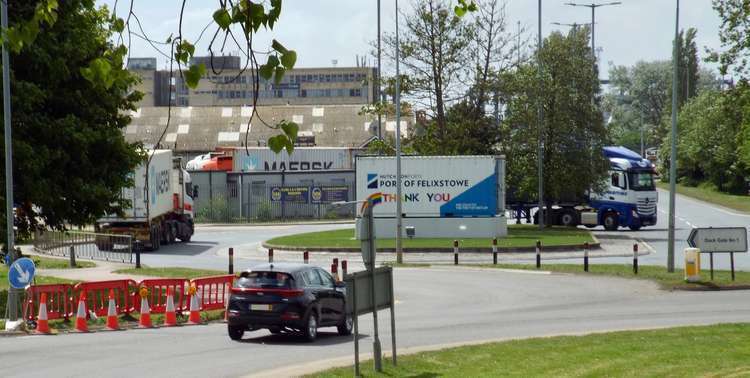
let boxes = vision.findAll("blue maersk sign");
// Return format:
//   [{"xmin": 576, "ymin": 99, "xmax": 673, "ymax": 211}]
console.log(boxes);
[
  {"xmin": 439, "ymin": 173, "xmax": 496, "ymax": 217},
  {"xmin": 367, "ymin": 173, "xmax": 378, "ymax": 189}
]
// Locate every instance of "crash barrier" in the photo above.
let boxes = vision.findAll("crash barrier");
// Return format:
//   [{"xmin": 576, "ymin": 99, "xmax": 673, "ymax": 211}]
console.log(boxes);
[
  {"xmin": 190, "ymin": 275, "xmax": 235, "ymax": 311},
  {"xmin": 75, "ymin": 280, "xmax": 137, "ymax": 317},
  {"xmin": 135, "ymin": 279, "xmax": 188, "ymax": 315},
  {"xmin": 33, "ymin": 230, "xmax": 134, "ymax": 264},
  {"xmin": 23, "ymin": 284, "xmax": 75, "ymax": 322}
]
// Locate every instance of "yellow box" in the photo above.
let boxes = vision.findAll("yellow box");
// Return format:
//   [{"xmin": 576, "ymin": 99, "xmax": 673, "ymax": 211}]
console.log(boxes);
[{"xmin": 684, "ymin": 248, "xmax": 701, "ymax": 282}]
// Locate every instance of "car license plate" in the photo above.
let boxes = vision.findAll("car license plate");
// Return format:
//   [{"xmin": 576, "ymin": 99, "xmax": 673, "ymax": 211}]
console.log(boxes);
[{"xmin": 250, "ymin": 304, "xmax": 272, "ymax": 311}]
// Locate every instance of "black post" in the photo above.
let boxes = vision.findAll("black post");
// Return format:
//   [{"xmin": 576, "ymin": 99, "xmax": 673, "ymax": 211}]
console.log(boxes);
[
  {"xmin": 453, "ymin": 240, "xmax": 458, "ymax": 265},
  {"xmin": 731, "ymin": 252, "xmax": 735, "ymax": 281},
  {"xmin": 268, "ymin": 248, "xmax": 274, "ymax": 263},
  {"xmin": 583, "ymin": 242, "xmax": 589, "ymax": 272},
  {"xmin": 492, "ymin": 237, "xmax": 498, "ymax": 265},
  {"xmin": 710, "ymin": 252, "xmax": 714, "ymax": 281},
  {"xmin": 69, "ymin": 245, "xmax": 76, "ymax": 268},
  {"xmin": 304, "ymin": 250, "xmax": 309, "ymax": 264},
  {"xmin": 134, "ymin": 240, "xmax": 142, "ymax": 269},
  {"xmin": 228, "ymin": 247, "xmax": 234, "ymax": 274},
  {"xmin": 633, "ymin": 243, "xmax": 639, "ymax": 275},
  {"xmin": 536, "ymin": 240, "xmax": 541, "ymax": 269}
]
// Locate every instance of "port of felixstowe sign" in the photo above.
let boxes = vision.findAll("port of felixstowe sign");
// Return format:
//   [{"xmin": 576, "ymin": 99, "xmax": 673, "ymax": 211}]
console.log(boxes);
[{"xmin": 356, "ymin": 156, "xmax": 498, "ymax": 218}]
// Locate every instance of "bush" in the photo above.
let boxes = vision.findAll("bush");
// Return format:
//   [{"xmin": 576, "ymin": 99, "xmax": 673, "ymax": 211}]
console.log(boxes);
[
  {"xmin": 254, "ymin": 202, "xmax": 273, "ymax": 221},
  {"xmin": 194, "ymin": 195, "xmax": 232, "ymax": 223}
]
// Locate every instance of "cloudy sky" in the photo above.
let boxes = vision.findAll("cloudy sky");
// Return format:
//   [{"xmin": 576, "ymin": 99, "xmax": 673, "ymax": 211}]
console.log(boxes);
[{"xmin": 99, "ymin": 0, "xmax": 723, "ymax": 77}]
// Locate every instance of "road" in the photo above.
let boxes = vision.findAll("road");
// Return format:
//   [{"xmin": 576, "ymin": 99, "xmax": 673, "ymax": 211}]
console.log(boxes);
[
  {"xmin": 2, "ymin": 267, "xmax": 750, "ymax": 378},
  {"xmin": 592, "ymin": 188, "xmax": 750, "ymax": 270}
]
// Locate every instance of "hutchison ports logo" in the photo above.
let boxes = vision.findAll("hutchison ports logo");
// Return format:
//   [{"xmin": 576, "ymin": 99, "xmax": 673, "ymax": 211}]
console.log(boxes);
[{"xmin": 367, "ymin": 173, "xmax": 378, "ymax": 189}]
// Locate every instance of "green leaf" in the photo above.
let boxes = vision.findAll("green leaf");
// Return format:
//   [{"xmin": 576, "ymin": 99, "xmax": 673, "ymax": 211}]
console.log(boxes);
[
  {"xmin": 271, "ymin": 39, "xmax": 288, "ymax": 54},
  {"xmin": 268, "ymin": 54, "xmax": 280, "ymax": 67},
  {"xmin": 280, "ymin": 121, "xmax": 299, "ymax": 141},
  {"xmin": 283, "ymin": 137, "xmax": 294, "ymax": 155},
  {"xmin": 274, "ymin": 66, "xmax": 286, "ymax": 85},
  {"xmin": 249, "ymin": 2, "xmax": 266, "ymax": 31},
  {"xmin": 112, "ymin": 18, "xmax": 125, "ymax": 33},
  {"xmin": 454, "ymin": 6, "xmax": 466, "ymax": 17},
  {"xmin": 280, "ymin": 50, "xmax": 296, "ymax": 69},
  {"xmin": 267, "ymin": 135, "xmax": 286, "ymax": 153},
  {"xmin": 213, "ymin": 8, "xmax": 232, "ymax": 30},
  {"xmin": 259, "ymin": 64, "xmax": 274, "ymax": 80},
  {"xmin": 184, "ymin": 63, "xmax": 206, "ymax": 89}
]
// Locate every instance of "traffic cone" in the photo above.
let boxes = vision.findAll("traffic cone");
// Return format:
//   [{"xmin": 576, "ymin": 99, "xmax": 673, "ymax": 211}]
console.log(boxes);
[
  {"xmin": 187, "ymin": 285, "xmax": 202, "ymax": 325},
  {"xmin": 163, "ymin": 287, "xmax": 177, "ymax": 327},
  {"xmin": 138, "ymin": 287, "xmax": 154, "ymax": 328},
  {"xmin": 36, "ymin": 293, "xmax": 51, "ymax": 335},
  {"xmin": 74, "ymin": 292, "xmax": 89, "ymax": 333},
  {"xmin": 105, "ymin": 289, "xmax": 120, "ymax": 331}
]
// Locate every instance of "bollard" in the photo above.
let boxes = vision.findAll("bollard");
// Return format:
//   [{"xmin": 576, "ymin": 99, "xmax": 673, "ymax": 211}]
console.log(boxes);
[
  {"xmin": 134, "ymin": 241, "xmax": 142, "ymax": 269},
  {"xmin": 303, "ymin": 250, "xmax": 309, "ymax": 264},
  {"xmin": 453, "ymin": 240, "xmax": 459, "ymax": 265},
  {"xmin": 333, "ymin": 258, "xmax": 339, "ymax": 272},
  {"xmin": 228, "ymin": 247, "xmax": 234, "ymax": 275},
  {"xmin": 69, "ymin": 246, "xmax": 77, "ymax": 268},
  {"xmin": 331, "ymin": 263, "xmax": 339, "ymax": 282},
  {"xmin": 583, "ymin": 242, "xmax": 589, "ymax": 272},
  {"xmin": 492, "ymin": 238, "xmax": 498, "ymax": 265},
  {"xmin": 342, "ymin": 260, "xmax": 348, "ymax": 277},
  {"xmin": 535, "ymin": 240, "xmax": 541, "ymax": 269},
  {"xmin": 633, "ymin": 243, "xmax": 639, "ymax": 275},
  {"xmin": 268, "ymin": 248, "xmax": 274, "ymax": 263}
]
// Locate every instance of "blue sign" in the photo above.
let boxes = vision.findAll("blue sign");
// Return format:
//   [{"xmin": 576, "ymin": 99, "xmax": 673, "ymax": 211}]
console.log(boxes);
[
  {"xmin": 8, "ymin": 257, "xmax": 36, "ymax": 289},
  {"xmin": 311, "ymin": 186, "xmax": 349, "ymax": 204}
]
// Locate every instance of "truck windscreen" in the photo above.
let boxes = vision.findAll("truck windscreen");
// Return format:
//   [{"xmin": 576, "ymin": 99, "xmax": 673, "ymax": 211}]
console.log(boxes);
[{"xmin": 628, "ymin": 172, "xmax": 655, "ymax": 191}]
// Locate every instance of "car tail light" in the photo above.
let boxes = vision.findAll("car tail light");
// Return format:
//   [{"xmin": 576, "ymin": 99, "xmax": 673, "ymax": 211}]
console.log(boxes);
[{"xmin": 231, "ymin": 287, "xmax": 303, "ymax": 298}]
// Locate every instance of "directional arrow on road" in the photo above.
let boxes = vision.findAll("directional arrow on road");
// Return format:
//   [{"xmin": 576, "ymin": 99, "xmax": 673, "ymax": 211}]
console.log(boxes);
[{"xmin": 687, "ymin": 227, "xmax": 748, "ymax": 253}]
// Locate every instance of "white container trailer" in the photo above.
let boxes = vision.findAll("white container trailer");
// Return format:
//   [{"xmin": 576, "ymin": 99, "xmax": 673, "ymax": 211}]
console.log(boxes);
[
  {"xmin": 96, "ymin": 150, "xmax": 195, "ymax": 251},
  {"xmin": 356, "ymin": 155, "xmax": 506, "ymax": 238},
  {"xmin": 233, "ymin": 147, "xmax": 357, "ymax": 172}
]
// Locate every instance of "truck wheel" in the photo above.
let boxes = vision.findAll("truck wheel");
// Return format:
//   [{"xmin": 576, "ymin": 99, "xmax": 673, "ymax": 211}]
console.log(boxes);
[
  {"xmin": 603, "ymin": 213, "xmax": 619, "ymax": 231},
  {"xmin": 629, "ymin": 225, "xmax": 642, "ymax": 231},
  {"xmin": 168, "ymin": 224, "xmax": 177, "ymax": 244},
  {"xmin": 559, "ymin": 210, "xmax": 578, "ymax": 227}
]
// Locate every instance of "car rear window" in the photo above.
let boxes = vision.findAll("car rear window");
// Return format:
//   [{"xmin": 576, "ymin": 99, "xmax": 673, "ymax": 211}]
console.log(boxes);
[{"xmin": 236, "ymin": 271, "xmax": 294, "ymax": 289}]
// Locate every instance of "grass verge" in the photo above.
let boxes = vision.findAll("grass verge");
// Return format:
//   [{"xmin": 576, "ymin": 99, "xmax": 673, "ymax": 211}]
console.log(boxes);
[
  {"xmin": 476, "ymin": 263, "xmax": 750, "ymax": 290},
  {"xmin": 266, "ymin": 225, "xmax": 594, "ymax": 250},
  {"xmin": 657, "ymin": 181, "xmax": 750, "ymax": 213},
  {"xmin": 312, "ymin": 323, "xmax": 750, "ymax": 377},
  {"xmin": 113, "ymin": 266, "xmax": 225, "ymax": 279}
]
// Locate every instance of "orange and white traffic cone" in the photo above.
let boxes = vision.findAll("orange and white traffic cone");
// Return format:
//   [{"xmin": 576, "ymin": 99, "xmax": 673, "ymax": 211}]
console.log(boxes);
[
  {"xmin": 163, "ymin": 287, "xmax": 177, "ymax": 327},
  {"xmin": 36, "ymin": 293, "xmax": 51, "ymax": 335},
  {"xmin": 138, "ymin": 287, "xmax": 154, "ymax": 328},
  {"xmin": 187, "ymin": 285, "xmax": 202, "ymax": 325},
  {"xmin": 74, "ymin": 292, "xmax": 89, "ymax": 333},
  {"xmin": 105, "ymin": 289, "xmax": 120, "ymax": 331}
]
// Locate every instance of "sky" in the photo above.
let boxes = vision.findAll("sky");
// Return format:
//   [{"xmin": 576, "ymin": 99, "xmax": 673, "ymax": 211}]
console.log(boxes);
[{"xmin": 99, "ymin": 0, "xmax": 724, "ymax": 78}]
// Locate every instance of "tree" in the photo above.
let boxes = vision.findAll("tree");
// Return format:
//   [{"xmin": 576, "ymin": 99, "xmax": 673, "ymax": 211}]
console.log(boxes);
[
  {"xmin": 502, "ymin": 28, "xmax": 609, "ymax": 222},
  {"xmin": 675, "ymin": 28, "xmax": 700, "ymax": 109},
  {"xmin": 410, "ymin": 100, "xmax": 500, "ymax": 155},
  {"xmin": 382, "ymin": 0, "xmax": 474, "ymax": 144},
  {"xmin": 0, "ymin": 0, "xmax": 142, "ymax": 238}
]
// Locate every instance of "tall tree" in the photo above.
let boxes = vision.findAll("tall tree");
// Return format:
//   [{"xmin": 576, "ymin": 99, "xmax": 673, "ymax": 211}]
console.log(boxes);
[
  {"xmin": 502, "ymin": 28, "xmax": 609, "ymax": 221},
  {"xmin": 0, "ymin": 0, "xmax": 142, "ymax": 238},
  {"xmin": 382, "ymin": 0, "xmax": 473, "ymax": 144},
  {"xmin": 675, "ymin": 28, "xmax": 700, "ymax": 109}
]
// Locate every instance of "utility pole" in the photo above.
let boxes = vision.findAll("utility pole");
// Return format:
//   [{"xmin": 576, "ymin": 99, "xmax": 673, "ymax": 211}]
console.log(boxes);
[
  {"xmin": 395, "ymin": 0, "xmax": 403, "ymax": 264},
  {"xmin": 565, "ymin": 2, "xmax": 622, "ymax": 75},
  {"xmin": 667, "ymin": 0, "xmax": 680, "ymax": 272},
  {"xmin": 537, "ymin": 0, "xmax": 544, "ymax": 230},
  {"xmin": 2, "ymin": 0, "xmax": 18, "ymax": 325},
  {"xmin": 377, "ymin": 0, "xmax": 382, "ymax": 141}
]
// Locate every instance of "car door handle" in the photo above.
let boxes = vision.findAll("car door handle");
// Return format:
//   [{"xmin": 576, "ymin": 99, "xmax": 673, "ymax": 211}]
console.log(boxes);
[{"xmin": 608, "ymin": 196, "xmax": 615, "ymax": 200}]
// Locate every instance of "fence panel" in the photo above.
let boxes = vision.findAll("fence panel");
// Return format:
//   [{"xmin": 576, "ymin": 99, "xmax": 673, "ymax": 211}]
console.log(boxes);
[
  {"xmin": 23, "ymin": 284, "xmax": 75, "ymax": 321},
  {"xmin": 190, "ymin": 275, "xmax": 235, "ymax": 311},
  {"xmin": 74, "ymin": 280, "xmax": 136, "ymax": 318},
  {"xmin": 136, "ymin": 279, "xmax": 188, "ymax": 314},
  {"xmin": 33, "ymin": 230, "xmax": 133, "ymax": 264}
]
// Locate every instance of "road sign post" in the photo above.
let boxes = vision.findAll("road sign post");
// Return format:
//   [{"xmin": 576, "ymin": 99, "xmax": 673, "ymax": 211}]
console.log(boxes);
[{"xmin": 687, "ymin": 227, "xmax": 748, "ymax": 281}]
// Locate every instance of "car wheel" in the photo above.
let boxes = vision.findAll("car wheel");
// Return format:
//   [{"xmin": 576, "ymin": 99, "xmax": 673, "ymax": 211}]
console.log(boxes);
[
  {"xmin": 303, "ymin": 312, "xmax": 318, "ymax": 342},
  {"xmin": 228, "ymin": 325, "xmax": 244, "ymax": 341},
  {"xmin": 337, "ymin": 312, "xmax": 353, "ymax": 336},
  {"xmin": 559, "ymin": 210, "xmax": 578, "ymax": 227},
  {"xmin": 603, "ymin": 212, "xmax": 619, "ymax": 231}
]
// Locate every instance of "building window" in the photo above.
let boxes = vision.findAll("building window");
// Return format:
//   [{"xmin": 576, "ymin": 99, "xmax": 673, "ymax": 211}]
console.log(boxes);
[
  {"xmin": 300, "ymin": 89, "xmax": 307, "ymax": 97},
  {"xmin": 218, "ymin": 91, "xmax": 224, "ymax": 99},
  {"xmin": 349, "ymin": 89, "xmax": 361, "ymax": 97}
]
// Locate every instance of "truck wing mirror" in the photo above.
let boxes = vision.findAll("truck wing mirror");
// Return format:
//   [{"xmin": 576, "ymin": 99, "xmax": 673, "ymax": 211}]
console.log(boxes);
[{"xmin": 193, "ymin": 185, "xmax": 199, "ymax": 198}]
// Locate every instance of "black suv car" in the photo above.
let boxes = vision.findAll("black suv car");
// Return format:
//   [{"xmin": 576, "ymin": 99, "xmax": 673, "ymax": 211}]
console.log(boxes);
[{"xmin": 227, "ymin": 263, "xmax": 352, "ymax": 341}]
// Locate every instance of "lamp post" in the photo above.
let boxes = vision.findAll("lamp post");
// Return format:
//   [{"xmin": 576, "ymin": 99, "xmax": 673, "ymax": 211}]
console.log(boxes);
[
  {"xmin": 395, "ymin": 0, "xmax": 403, "ymax": 264},
  {"xmin": 537, "ymin": 0, "xmax": 544, "ymax": 230},
  {"xmin": 667, "ymin": 0, "xmax": 680, "ymax": 272},
  {"xmin": 564, "ymin": 2, "xmax": 621, "ymax": 72}
]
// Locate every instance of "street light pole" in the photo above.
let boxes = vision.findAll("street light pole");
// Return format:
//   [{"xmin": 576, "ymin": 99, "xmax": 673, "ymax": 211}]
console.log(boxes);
[
  {"xmin": 395, "ymin": 0, "xmax": 403, "ymax": 264},
  {"xmin": 377, "ymin": 0, "xmax": 382, "ymax": 141},
  {"xmin": 2, "ymin": 0, "xmax": 19, "ymax": 325},
  {"xmin": 667, "ymin": 0, "xmax": 680, "ymax": 272},
  {"xmin": 537, "ymin": 0, "xmax": 544, "ymax": 231},
  {"xmin": 565, "ymin": 2, "xmax": 622, "ymax": 73}
]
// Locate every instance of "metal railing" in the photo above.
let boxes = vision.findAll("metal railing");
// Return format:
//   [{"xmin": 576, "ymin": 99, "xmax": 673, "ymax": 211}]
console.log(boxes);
[{"xmin": 33, "ymin": 230, "xmax": 134, "ymax": 264}]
